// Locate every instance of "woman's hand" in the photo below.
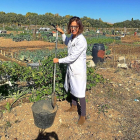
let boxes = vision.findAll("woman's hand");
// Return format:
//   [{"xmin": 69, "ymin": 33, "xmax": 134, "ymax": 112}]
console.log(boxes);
[
  {"xmin": 53, "ymin": 58, "xmax": 59, "ymax": 63},
  {"xmin": 56, "ymin": 26, "xmax": 64, "ymax": 34}
]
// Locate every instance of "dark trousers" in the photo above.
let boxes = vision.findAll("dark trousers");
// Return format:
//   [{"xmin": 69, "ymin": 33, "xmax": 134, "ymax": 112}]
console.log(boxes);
[{"xmin": 71, "ymin": 94, "xmax": 86, "ymax": 116}]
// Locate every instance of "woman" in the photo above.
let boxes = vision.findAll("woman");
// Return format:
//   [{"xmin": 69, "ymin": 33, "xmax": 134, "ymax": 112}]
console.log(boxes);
[{"xmin": 53, "ymin": 16, "xmax": 87, "ymax": 125}]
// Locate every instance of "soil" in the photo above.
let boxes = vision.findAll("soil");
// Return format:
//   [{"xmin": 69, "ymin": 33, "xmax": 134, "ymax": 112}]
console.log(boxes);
[
  {"xmin": 0, "ymin": 67, "xmax": 140, "ymax": 140},
  {"xmin": 32, "ymin": 100, "xmax": 57, "ymax": 114},
  {"xmin": 121, "ymin": 36, "xmax": 140, "ymax": 43},
  {"xmin": 0, "ymin": 37, "xmax": 65, "ymax": 49}
]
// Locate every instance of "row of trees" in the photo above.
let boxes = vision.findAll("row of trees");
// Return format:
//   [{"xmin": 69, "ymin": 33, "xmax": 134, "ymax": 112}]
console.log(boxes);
[
  {"xmin": 0, "ymin": 11, "xmax": 111, "ymax": 28},
  {"xmin": 114, "ymin": 19, "xmax": 140, "ymax": 28},
  {"xmin": 0, "ymin": 11, "xmax": 140, "ymax": 28}
]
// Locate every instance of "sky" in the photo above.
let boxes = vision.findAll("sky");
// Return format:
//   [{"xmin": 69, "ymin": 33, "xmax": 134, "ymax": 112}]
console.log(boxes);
[{"xmin": 0, "ymin": 0, "xmax": 140, "ymax": 24}]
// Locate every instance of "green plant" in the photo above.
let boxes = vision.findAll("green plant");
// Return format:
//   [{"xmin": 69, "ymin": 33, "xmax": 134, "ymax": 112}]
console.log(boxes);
[
  {"xmin": 105, "ymin": 45, "xmax": 111, "ymax": 55},
  {"xmin": 5, "ymin": 102, "xmax": 11, "ymax": 112},
  {"xmin": 97, "ymin": 104, "xmax": 110, "ymax": 115},
  {"xmin": 5, "ymin": 121, "xmax": 12, "ymax": 127},
  {"xmin": 86, "ymin": 99, "xmax": 89, "ymax": 103},
  {"xmin": 86, "ymin": 66, "xmax": 105, "ymax": 90},
  {"xmin": 134, "ymin": 41, "xmax": 140, "ymax": 45}
]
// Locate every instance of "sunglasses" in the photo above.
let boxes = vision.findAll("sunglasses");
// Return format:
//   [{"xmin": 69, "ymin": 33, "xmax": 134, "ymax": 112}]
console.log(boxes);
[{"xmin": 70, "ymin": 26, "xmax": 79, "ymax": 29}]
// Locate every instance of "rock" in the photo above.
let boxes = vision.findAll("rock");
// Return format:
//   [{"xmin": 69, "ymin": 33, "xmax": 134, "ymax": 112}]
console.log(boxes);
[
  {"xmin": 86, "ymin": 60, "xmax": 95, "ymax": 67},
  {"xmin": 134, "ymin": 81, "xmax": 140, "ymax": 87},
  {"xmin": 130, "ymin": 60, "xmax": 140, "ymax": 70},
  {"xmin": 125, "ymin": 88, "xmax": 130, "ymax": 91},
  {"xmin": 108, "ymin": 114, "xmax": 112, "ymax": 118},
  {"xmin": 117, "ymin": 63, "xmax": 128, "ymax": 69},
  {"xmin": 117, "ymin": 56, "xmax": 125, "ymax": 63},
  {"xmin": 86, "ymin": 55, "xmax": 95, "ymax": 67},
  {"xmin": 110, "ymin": 82, "xmax": 118, "ymax": 88},
  {"xmin": 86, "ymin": 55, "xmax": 93, "ymax": 60}
]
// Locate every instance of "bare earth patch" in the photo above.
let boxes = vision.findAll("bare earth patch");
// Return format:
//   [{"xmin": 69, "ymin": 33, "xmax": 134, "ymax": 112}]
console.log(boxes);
[{"xmin": 0, "ymin": 37, "xmax": 65, "ymax": 49}]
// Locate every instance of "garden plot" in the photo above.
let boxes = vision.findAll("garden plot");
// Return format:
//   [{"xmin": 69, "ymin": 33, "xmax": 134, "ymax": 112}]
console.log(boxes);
[
  {"xmin": 0, "ymin": 37, "xmax": 66, "ymax": 62},
  {"xmin": 0, "ymin": 32, "xmax": 140, "ymax": 140}
]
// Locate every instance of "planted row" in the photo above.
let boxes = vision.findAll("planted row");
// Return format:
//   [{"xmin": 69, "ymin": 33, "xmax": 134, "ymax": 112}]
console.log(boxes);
[
  {"xmin": 40, "ymin": 31, "xmax": 63, "ymax": 44},
  {"xmin": 16, "ymin": 48, "xmax": 67, "ymax": 63},
  {"xmin": 86, "ymin": 37, "xmax": 121, "ymax": 45},
  {"xmin": 12, "ymin": 34, "xmax": 32, "ymax": 42},
  {"xmin": 0, "ymin": 33, "xmax": 14, "ymax": 38}
]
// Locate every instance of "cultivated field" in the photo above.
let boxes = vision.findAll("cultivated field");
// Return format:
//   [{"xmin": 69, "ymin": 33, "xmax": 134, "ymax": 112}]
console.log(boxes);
[{"xmin": 0, "ymin": 30, "xmax": 140, "ymax": 140}]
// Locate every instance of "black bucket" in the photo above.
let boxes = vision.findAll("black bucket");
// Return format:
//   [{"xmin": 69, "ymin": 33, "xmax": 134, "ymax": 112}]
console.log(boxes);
[
  {"xmin": 92, "ymin": 43, "xmax": 105, "ymax": 64},
  {"xmin": 32, "ymin": 100, "xmax": 57, "ymax": 129}
]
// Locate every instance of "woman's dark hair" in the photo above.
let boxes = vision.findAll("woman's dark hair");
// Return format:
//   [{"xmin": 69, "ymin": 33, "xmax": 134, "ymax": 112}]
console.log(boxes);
[{"xmin": 67, "ymin": 16, "xmax": 84, "ymax": 34}]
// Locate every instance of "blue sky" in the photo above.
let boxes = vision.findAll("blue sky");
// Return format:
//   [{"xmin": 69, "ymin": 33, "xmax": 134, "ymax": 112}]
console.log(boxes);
[{"xmin": 0, "ymin": 0, "xmax": 140, "ymax": 23}]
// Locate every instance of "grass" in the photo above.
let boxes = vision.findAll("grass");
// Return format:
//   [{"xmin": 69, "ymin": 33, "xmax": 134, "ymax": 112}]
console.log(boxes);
[{"xmin": 5, "ymin": 102, "xmax": 11, "ymax": 113}]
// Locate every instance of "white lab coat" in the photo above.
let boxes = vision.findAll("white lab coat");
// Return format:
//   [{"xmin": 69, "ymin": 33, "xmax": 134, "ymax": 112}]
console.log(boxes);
[{"xmin": 59, "ymin": 33, "xmax": 87, "ymax": 98}]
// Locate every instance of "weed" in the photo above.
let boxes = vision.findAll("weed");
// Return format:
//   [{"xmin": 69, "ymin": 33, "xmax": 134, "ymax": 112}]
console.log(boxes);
[
  {"xmin": 5, "ymin": 121, "xmax": 12, "ymax": 127},
  {"xmin": 97, "ymin": 104, "xmax": 110, "ymax": 115},
  {"xmin": 15, "ymin": 120, "xmax": 21, "ymax": 123},
  {"xmin": 5, "ymin": 102, "xmax": 11, "ymax": 112},
  {"xmin": 86, "ymin": 99, "xmax": 89, "ymax": 103}
]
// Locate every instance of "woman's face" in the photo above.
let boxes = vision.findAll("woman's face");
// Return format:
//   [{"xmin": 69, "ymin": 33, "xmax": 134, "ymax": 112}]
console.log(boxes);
[{"xmin": 70, "ymin": 21, "xmax": 79, "ymax": 36}]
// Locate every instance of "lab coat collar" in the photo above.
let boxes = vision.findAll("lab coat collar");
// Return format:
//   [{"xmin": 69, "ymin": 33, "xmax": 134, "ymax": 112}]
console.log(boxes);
[
  {"xmin": 71, "ymin": 33, "xmax": 82, "ymax": 43},
  {"xmin": 71, "ymin": 33, "xmax": 82, "ymax": 39}
]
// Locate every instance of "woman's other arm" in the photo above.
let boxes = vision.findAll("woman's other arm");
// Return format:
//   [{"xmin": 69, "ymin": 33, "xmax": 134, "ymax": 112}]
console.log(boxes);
[{"xmin": 56, "ymin": 27, "xmax": 71, "ymax": 46}]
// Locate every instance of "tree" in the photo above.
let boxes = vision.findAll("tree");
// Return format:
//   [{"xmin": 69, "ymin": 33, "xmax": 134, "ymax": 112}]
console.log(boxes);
[
  {"xmin": 0, "ymin": 11, "xmax": 114, "ymax": 28},
  {"xmin": 6, "ymin": 12, "xmax": 17, "ymax": 26},
  {"xmin": 16, "ymin": 14, "xmax": 25, "ymax": 25}
]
